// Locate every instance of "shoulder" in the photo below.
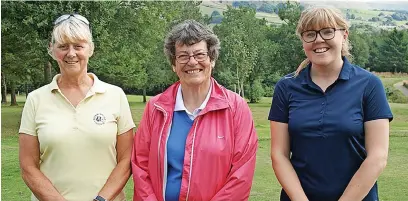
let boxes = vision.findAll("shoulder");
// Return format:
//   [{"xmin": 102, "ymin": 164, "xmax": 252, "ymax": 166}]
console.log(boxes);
[
  {"xmin": 26, "ymin": 84, "xmax": 53, "ymax": 102},
  {"xmin": 217, "ymin": 87, "xmax": 250, "ymax": 114},
  {"xmin": 224, "ymin": 87, "xmax": 246, "ymax": 104},
  {"xmin": 349, "ymin": 65, "xmax": 381, "ymax": 86},
  {"xmin": 272, "ymin": 72, "xmax": 300, "ymax": 94},
  {"xmin": 98, "ymin": 80, "xmax": 125, "ymax": 94},
  {"xmin": 350, "ymin": 64, "xmax": 373, "ymax": 77}
]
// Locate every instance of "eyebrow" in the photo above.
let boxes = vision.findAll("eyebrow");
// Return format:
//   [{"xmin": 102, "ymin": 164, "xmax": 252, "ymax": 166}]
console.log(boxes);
[{"xmin": 176, "ymin": 49, "xmax": 207, "ymax": 54}]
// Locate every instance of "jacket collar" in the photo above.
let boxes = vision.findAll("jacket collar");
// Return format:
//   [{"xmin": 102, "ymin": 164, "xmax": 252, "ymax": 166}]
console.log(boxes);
[
  {"xmin": 155, "ymin": 77, "xmax": 230, "ymax": 115},
  {"xmin": 174, "ymin": 82, "xmax": 212, "ymax": 112}
]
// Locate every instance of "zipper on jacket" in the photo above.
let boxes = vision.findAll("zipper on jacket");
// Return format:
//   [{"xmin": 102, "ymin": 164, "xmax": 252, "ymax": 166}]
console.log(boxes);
[
  {"xmin": 154, "ymin": 103, "xmax": 168, "ymax": 200},
  {"xmin": 186, "ymin": 117, "xmax": 200, "ymax": 201}
]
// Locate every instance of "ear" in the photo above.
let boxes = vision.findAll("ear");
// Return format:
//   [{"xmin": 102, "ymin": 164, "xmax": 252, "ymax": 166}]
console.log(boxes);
[
  {"xmin": 343, "ymin": 29, "xmax": 349, "ymax": 41},
  {"xmin": 211, "ymin": 61, "xmax": 215, "ymax": 69},
  {"xmin": 88, "ymin": 43, "xmax": 95, "ymax": 57},
  {"xmin": 48, "ymin": 42, "xmax": 56, "ymax": 60},
  {"xmin": 172, "ymin": 65, "xmax": 176, "ymax": 72}
]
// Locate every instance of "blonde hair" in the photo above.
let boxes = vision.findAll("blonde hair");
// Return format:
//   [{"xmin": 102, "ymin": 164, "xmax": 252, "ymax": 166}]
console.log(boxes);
[
  {"xmin": 48, "ymin": 16, "xmax": 94, "ymax": 58},
  {"xmin": 295, "ymin": 7, "xmax": 352, "ymax": 75}
]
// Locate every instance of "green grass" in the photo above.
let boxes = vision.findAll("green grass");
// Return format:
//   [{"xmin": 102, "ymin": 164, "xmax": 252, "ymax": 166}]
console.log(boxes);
[
  {"xmin": 2, "ymin": 78, "xmax": 407, "ymax": 200},
  {"xmin": 348, "ymin": 9, "xmax": 394, "ymax": 20},
  {"xmin": 200, "ymin": 1, "xmax": 284, "ymax": 25}
]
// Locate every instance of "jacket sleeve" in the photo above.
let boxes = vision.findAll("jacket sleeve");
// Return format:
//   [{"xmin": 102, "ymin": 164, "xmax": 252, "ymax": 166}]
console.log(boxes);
[
  {"xmin": 210, "ymin": 97, "xmax": 258, "ymax": 201},
  {"xmin": 131, "ymin": 101, "xmax": 158, "ymax": 201}
]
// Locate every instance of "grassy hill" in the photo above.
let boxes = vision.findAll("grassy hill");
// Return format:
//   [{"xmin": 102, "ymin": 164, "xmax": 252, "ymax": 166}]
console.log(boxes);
[{"xmin": 200, "ymin": 1, "xmax": 408, "ymax": 30}]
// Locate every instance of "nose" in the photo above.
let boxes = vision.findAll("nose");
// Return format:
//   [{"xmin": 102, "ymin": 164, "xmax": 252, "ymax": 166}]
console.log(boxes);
[
  {"xmin": 66, "ymin": 45, "xmax": 76, "ymax": 57},
  {"xmin": 314, "ymin": 33, "xmax": 325, "ymax": 43},
  {"xmin": 187, "ymin": 55, "xmax": 198, "ymax": 65}
]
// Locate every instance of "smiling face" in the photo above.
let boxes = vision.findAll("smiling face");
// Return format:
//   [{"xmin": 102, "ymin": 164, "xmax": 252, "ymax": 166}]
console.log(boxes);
[
  {"xmin": 52, "ymin": 41, "xmax": 91, "ymax": 76},
  {"xmin": 302, "ymin": 27, "xmax": 348, "ymax": 67},
  {"xmin": 173, "ymin": 40, "xmax": 213, "ymax": 87},
  {"xmin": 296, "ymin": 7, "xmax": 350, "ymax": 68},
  {"xmin": 49, "ymin": 16, "xmax": 94, "ymax": 77}
]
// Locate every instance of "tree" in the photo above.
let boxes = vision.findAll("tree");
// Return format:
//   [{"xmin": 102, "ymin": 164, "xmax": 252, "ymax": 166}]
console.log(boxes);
[
  {"xmin": 267, "ymin": 1, "xmax": 303, "ymax": 75},
  {"xmin": 276, "ymin": 1, "xmax": 303, "ymax": 26},
  {"xmin": 210, "ymin": 10, "xmax": 223, "ymax": 24},
  {"xmin": 92, "ymin": 1, "xmax": 205, "ymax": 102},
  {"xmin": 377, "ymin": 29, "xmax": 408, "ymax": 72},
  {"xmin": 1, "ymin": 1, "xmax": 43, "ymax": 105},
  {"xmin": 349, "ymin": 31, "xmax": 370, "ymax": 68},
  {"xmin": 1, "ymin": 1, "xmax": 119, "ymax": 105},
  {"xmin": 214, "ymin": 6, "xmax": 268, "ymax": 100},
  {"xmin": 1, "ymin": 72, "xmax": 6, "ymax": 104}
]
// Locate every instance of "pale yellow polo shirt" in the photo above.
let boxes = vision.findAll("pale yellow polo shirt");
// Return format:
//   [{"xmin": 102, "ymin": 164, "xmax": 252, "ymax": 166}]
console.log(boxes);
[{"xmin": 19, "ymin": 73, "xmax": 135, "ymax": 201}]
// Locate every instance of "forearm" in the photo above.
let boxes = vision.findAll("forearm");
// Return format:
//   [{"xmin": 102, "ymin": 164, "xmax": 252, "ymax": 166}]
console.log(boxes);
[
  {"xmin": 210, "ymin": 151, "xmax": 257, "ymax": 201},
  {"xmin": 22, "ymin": 167, "xmax": 65, "ymax": 201},
  {"xmin": 339, "ymin": 156, "xmax": 387, "ymax": 201},
  {"xmin": 272, "ymin": 154, "xmax": 308, "ymax": 201},
  {"xmin": 98, "ymin": 160, "xmax": 131, "ymax": 200}
]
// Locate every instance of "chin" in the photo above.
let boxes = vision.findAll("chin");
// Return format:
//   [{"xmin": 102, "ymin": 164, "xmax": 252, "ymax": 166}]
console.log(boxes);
[
  {"xmin": 184, "ymin": 77, "xmax": 209, "ymax": 86},
  {"xmin": 310, "ymin": 56, "xmax": 334, "ymax": 66}
]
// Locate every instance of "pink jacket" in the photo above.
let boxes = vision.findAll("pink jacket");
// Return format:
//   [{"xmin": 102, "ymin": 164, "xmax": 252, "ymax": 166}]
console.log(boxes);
[{"xmin": 131, "ymin": 78, "xmax": 258, "ymax": 201}]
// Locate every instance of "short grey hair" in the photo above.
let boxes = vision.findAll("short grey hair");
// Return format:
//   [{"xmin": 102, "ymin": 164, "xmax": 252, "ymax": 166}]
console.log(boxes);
[{"xmin": 164, "ymin": 20, "xmax": 220, "ymax": 66}]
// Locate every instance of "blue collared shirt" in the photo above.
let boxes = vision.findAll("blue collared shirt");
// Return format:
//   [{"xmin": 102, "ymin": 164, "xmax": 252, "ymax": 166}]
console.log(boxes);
[
  {"xmin": 165, "ymin": 84, "xmax": 212, "ymax": 201},
  {"xmin": 269, "ymin": 57, "xmax": 393, "ymax": 201}
]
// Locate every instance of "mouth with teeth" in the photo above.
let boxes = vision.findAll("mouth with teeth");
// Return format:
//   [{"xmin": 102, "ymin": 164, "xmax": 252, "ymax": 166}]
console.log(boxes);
[
  {"xmin": 65, "ymin": 61, "xmax": 79, "ymax": 64},
  {"xmin": 313, "ymin": 47, "xmax": 329, "ymax": 53},
  {"xmin": 185, "ymin": 69, "xmax": 203, "ymax": 74}
]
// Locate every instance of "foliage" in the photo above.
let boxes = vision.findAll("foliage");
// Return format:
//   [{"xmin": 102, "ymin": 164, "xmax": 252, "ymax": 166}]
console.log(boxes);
[
  {"xmin": 2, "ymin": 1, "xmax": 408, "ymax": 102},
  {"xmin": 378, "ymin": 29, "xmax": 408, "ymax": 73},
  {"xmin": 349, "ymin": 30, "xmax": 370, "ymax": 68},
  {"xmin": 210, "ymin": 10, "xmax": 223, "ymax": 24},
  {"xmin": 246, "ymin": 79, "xmax": 264, "ymax": 103},
  {"xmin": 385, "ymin": 87, "xmax": 408, "ymax": 103},
  {"xmin": 214, "ymin": 6, "xmax": 270, "ymax": 100}
]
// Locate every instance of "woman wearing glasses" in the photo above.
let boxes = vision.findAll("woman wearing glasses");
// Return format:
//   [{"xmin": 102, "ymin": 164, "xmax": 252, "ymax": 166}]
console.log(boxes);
[
  {"xmin": 131, "ymin": 20, "xmax": 258, "ymax": 201},
  {"xmin": 269, "ymin": 7, "xmax": 393, "ymax": 201},
  {"xmin": 19, "ymin": 14, "xmax": 135, "ymax": 201}
]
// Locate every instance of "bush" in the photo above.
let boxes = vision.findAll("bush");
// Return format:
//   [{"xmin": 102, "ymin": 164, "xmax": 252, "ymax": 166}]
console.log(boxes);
[
  {"xmin": 247, "ymin": 79, "xmax": 265, "ymax": 103},
  {"xmin": 386, "ymin": 86, "xmax": 408, "ymax": 103},
  {"xmin": 263, "ymin": 85, "xmax": 275, "ymax": 97},
  {"xmin": 403, "ymin": 80, "xmax": 408, "ymax": 88}
]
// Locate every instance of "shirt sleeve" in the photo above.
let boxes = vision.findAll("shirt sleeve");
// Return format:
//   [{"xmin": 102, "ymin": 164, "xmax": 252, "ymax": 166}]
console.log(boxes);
[
  {"xmin": 19, "ymin": 93, "xmax": 37, "ymax": 136},
  {"xmin": 268, "ymin": 79, "xmax": 289, "ymax": 123},
  {"xmin": 117, "ymin": 88, "xmax": 136, "ymax": 135},
  {"xmin": 363, "ymin": 74, "xmax": 393, "ymax": 122}
]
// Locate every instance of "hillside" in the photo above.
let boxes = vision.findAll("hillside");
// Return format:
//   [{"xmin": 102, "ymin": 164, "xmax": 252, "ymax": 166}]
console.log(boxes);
[{"xmin": 200, "ymin": 1, "xmax": 408, "ymax": 30}]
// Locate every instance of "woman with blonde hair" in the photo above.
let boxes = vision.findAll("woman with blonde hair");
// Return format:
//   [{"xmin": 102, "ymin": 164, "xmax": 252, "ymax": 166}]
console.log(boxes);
[
  {"xmin": 269, "ymin": 7, "xmax": 393, "ymax": 201},
  {"xmin": 19, "ymin": 14, "xmax": 135, "ymax": 201}
]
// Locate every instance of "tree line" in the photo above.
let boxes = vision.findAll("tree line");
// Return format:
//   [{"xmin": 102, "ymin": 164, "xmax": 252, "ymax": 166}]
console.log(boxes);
[{"xmin": 2, "ymin": 1, "xmax": 408, "ymax": 106}]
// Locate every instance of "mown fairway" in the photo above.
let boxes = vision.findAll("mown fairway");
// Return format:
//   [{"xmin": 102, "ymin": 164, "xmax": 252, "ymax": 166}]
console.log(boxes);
[{"xmin": 2, "ymin": 78, "xmax": 408, "ymax": 200}]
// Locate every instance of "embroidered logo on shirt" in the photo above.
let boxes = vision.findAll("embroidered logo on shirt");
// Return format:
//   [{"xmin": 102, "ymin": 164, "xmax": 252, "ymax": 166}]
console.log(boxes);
[{"xmin": 93, "ymin": 113, "xmax": 106, "ymax": 125}]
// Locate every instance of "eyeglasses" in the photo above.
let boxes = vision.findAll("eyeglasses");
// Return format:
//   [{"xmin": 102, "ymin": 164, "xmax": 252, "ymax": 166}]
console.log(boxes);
[
  {"xmin": 301, "ymin": 28, "xmax": 345, "ymax": 43},
  {"xmin": 176, "ymin": 52, "xmax": 209, "ymax": 64},
  {"xmin": 53, "ymin": 14, "xmax": 90, "ymax": 26}
]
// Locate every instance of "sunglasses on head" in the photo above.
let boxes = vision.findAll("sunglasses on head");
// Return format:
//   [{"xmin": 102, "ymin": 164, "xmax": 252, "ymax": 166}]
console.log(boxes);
[{"xmin": 53, "ymin": 14, "xmax": 89, "ymax": 26}]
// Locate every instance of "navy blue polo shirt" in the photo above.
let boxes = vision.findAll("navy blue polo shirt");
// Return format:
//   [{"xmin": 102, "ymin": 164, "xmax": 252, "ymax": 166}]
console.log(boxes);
[{"xmin": 268, "ymin": 57, "xmax": 393, "ymax": 201}]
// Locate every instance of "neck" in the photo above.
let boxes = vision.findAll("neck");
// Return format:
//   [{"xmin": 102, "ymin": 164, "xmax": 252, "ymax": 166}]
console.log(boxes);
[
  {"xmin": 58, "ymin": 73, "xmax": 93, "ymax": 89},
  {"xmin": 311, "ymin": 57, "xmax": 344, "ymax": 79},
  {"xmin": 180, "ymin": 79, "xmax": 211, "ymax": 112}
]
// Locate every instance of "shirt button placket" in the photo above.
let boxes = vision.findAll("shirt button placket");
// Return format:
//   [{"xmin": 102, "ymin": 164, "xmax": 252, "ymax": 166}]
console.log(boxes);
[
  {"xmin": 73, "ymin": 109, "xmax": 79, "ymax": 130},
  {"xmin": 320, "ymin": 97, "xmax": 327, "ymax": 138}
]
